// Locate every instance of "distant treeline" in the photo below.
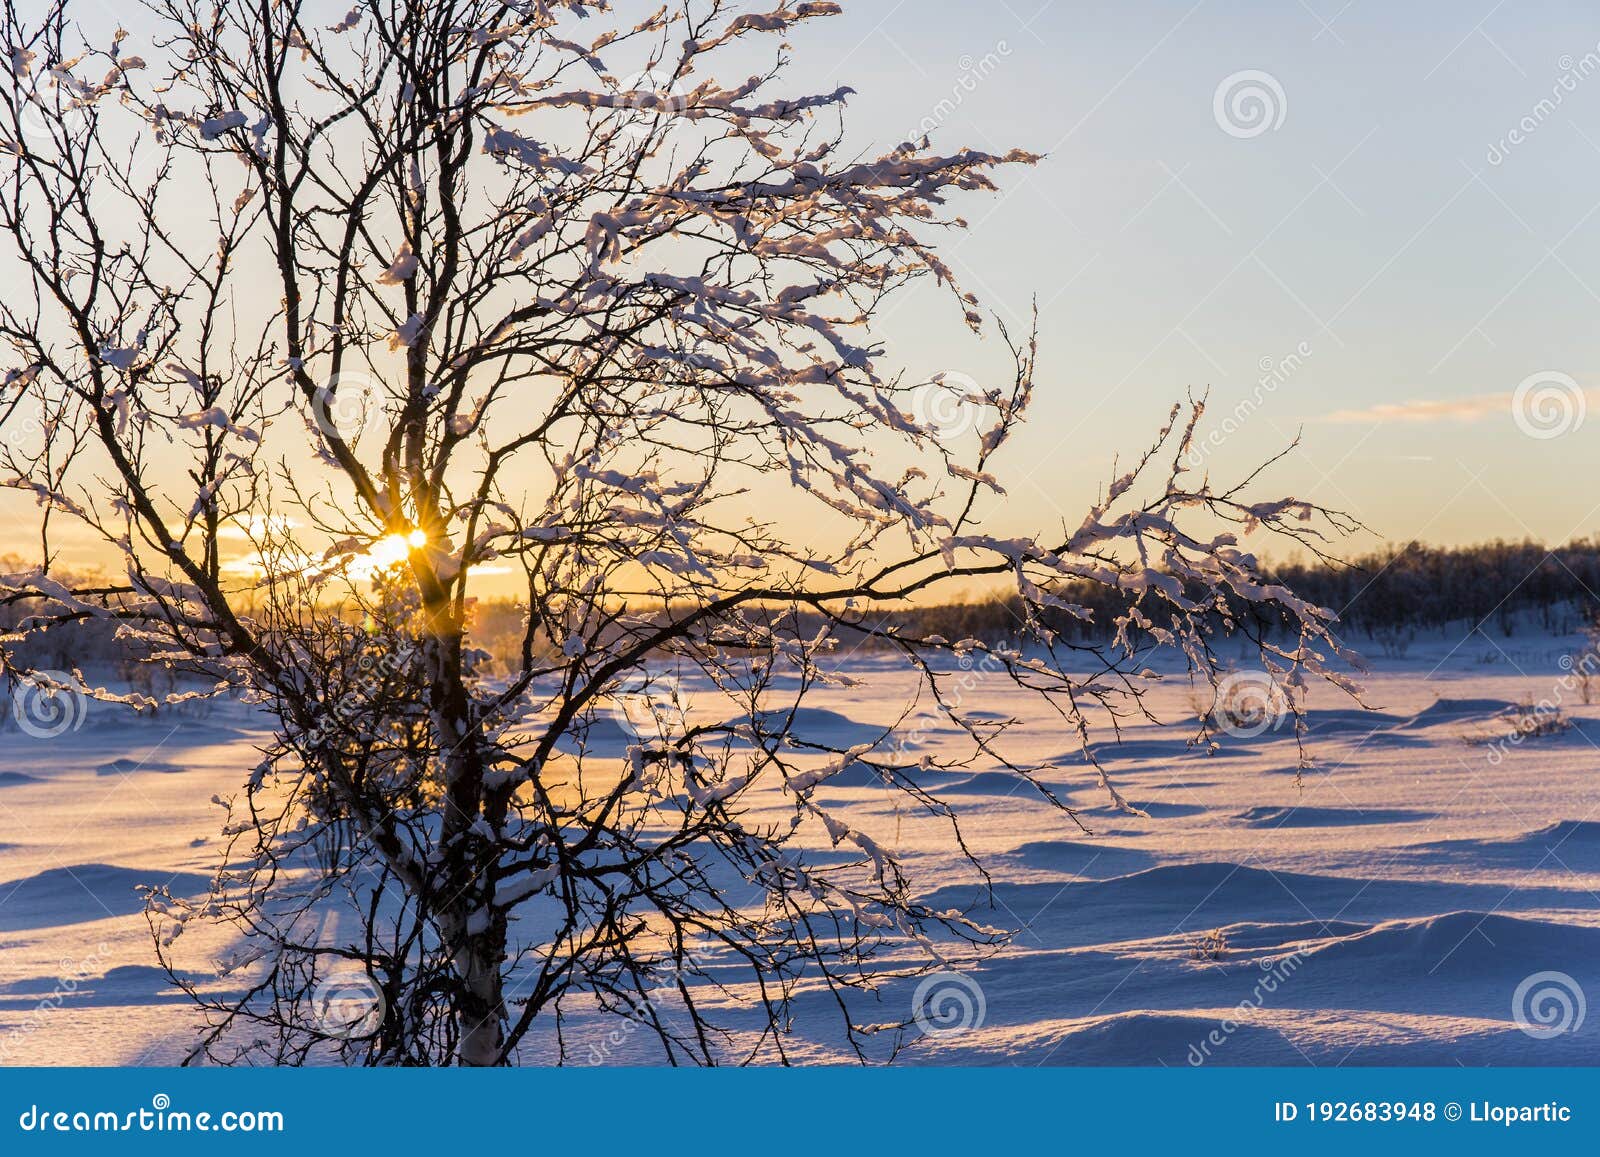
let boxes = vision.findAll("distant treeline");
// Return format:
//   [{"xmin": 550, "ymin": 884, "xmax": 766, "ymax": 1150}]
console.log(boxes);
[
  {"xmin": 7, "ymin": 540, "xmax": 1599, "ymax": 676},
  {"xmin": 1259, "ymin": 538, "xmax": 1600, "ymax": 638},
  {"xmin": 804, "ymin": 538, "xmax": 1600, "ymax": 654}
]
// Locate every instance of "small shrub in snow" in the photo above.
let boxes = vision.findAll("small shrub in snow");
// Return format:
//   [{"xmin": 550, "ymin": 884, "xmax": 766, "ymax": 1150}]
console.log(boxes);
[
  {"xmin": 1465, "ymin": 698, "xmax": 1572, "ymax": 759},
  {"xmin": 1372, "ymin": 623, "xmax": 1415, "ymax": 659},
  {"xmin": 1190, "ymin": 928, "xmax": 1230, "ymax": 962}
]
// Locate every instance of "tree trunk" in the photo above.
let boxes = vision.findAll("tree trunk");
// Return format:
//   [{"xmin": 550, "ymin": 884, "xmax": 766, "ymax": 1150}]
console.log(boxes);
[
  {"xmin": 423, "ymin": 607, "xmax": 506, "ymax": 1065},
  {"xmin": 441, "ymin": 899, "xmax": 506, "ymax": 1066}
]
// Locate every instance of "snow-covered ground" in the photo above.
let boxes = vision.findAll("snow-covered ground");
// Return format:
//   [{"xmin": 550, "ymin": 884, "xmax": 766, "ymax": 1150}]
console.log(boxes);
[{"xmin": 2, "ymin": 629, "xmax": 1598, "ymax": 1065}]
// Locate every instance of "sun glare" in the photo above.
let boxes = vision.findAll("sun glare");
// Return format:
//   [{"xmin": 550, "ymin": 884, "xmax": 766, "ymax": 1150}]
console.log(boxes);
[
  {"xmin": 223, "ymin": 528, "xmax": 445, "ymax": 582},
  {"xmin": 365, "ymin": 529, "xmax": 428, "ymax": 571}
]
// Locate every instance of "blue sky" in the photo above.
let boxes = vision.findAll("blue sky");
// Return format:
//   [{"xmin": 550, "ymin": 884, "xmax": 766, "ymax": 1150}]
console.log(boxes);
[
  {"xmin": 791, "ymin": 0, "xmax": 1600, "ymax": 552},
  {"xmin": 13, "ymin": 0, "xmax": 1600, "ymax": 577}
]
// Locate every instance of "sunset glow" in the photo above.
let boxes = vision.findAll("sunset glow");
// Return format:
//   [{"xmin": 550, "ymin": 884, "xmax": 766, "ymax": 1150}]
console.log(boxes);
[{"xmin": 5, "ymin": 0, "xmax": 1600, "ymax": 1110}]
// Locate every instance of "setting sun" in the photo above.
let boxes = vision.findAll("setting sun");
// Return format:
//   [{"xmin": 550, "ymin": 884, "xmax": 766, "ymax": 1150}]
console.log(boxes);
[{"xmin": 365, "ymin": 529, "xmax": 429, "ymax": 572}]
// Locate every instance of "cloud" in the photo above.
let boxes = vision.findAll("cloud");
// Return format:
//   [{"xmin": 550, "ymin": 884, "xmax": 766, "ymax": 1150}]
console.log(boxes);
[{"xmin": 1323, "ymin": 392, "xmax": 1517, "ymax": 424}]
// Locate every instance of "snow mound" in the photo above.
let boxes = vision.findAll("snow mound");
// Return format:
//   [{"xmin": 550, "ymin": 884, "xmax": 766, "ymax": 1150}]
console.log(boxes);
[
  {"xmin": 1235, "ymin": 805, "xmax": 1433, "ymax": 828},
  {"xmin": 1037, "ymin": 1011, "xmax": 1307, "ymax": 1066},
  {"xmin": 938, "ymin": 770, "xmax": 1040, "ymax": 796},
  {"xmin": 96, "ymin": 757, "xmax": 183, "ymax": 777},
  {"xmin": 1417, "ymin": 821, "xmax": 1600, "ymax": 870},
  {"xmin": 816, "ymin": 760, "xmax": 894, "ymax": 789},
  {"xmin": 1207, "ymin": 918, "xmax": 1370, "ymax": 949},
  {"xmin": 1304, "ymin": 911, "xmax": 1600, "ymax": 976},
  {"xmin": 1399, "ymin": 697, "xmax": 1518, "ymax": 729},
  {"xmin": 1503, "ymin": 819, "xmax": 1600, "ymax": 846},
  {"xmin": 758, "ymin": 706, "xmax": 892, "ymax": 747},
  {"xmin": 1102, "ymin": 800, "xmax": 1207, "ymax": 819},
  {"xmin": 0, "ymin": 864, "xmax": 211, "ymax": 931},
  {"xmin": 1055, "ymin": 862, "xmax": 1425, "ymax": 922},
  {"xmin": 0, "ymin": 964, "xmax": 186, "ymax": 1007},
  {"xmin": 1301, "ymin": 706, "xmax": 1411, "ymax": 736},
  {"xmin": 1089, "ymin": 861, "xmax": 1280, "ymax": 894},
  {"xmin": 1010, "ymin": 840, "xmax": 1156, "ymax": 877}
]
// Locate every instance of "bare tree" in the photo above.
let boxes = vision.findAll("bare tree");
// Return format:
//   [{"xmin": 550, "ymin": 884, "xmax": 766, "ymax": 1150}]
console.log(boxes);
[{"xmin": 0, "ymin": 0, "xmax": 1359, "ymax": 1065}]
